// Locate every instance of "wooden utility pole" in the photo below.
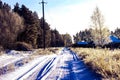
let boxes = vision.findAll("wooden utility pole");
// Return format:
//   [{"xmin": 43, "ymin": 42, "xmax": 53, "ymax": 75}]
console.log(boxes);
[{"xmin": 40, "ymin": 0, "xmax": 46, "ymax": 49}]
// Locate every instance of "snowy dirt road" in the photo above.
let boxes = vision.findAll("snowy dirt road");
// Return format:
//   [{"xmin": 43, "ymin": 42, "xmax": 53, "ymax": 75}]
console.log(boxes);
[
  {"xmin": 0, "ymin": 48, "xmax": 101, "ymax": 80},
  {"xmin": 31, "ymin": 48, "xmax": 101, "ymax": 80}
]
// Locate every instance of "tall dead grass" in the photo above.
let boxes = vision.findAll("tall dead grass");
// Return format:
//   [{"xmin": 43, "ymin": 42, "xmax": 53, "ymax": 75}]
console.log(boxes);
[
  {"xmin": 72, "ymin": 48, "xmax": 120, "ymax": 80},
  {"xmin": 33, "ymin": 48, "xmax": 62, "ymax": 55},
  {"xmin": 0, "ymin": 51, "xmax": 4, "ymax": 56}
]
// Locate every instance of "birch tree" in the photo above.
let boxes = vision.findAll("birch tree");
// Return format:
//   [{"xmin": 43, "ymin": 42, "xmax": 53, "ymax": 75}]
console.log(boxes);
[{"xmin": 91, "ymin": 7, "xmax": 110, "ymax": 46}]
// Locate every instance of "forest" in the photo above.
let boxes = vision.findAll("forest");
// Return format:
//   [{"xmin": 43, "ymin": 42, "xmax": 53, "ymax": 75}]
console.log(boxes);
[
  {"xmin": 0, "ymin": 0, "xmax": 72, "ymax": 50},
  {"xmin": 1, "ymin": 0, "xmax": 120, "ymax": 50},
  {"xmin": 0, "ymin": 0, "xmax": 120, "ymax": 79},
  {"xmin": 73, "ymin": 7, "xmax": 120, "ymax": 49}
]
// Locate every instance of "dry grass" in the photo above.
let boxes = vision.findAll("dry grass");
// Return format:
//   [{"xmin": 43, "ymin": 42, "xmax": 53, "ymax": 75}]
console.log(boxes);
[
  {"xmin": 0, "ymin": 52, "xmax": 3, "ymax": 56},
  {"xmin": 29, "ymin": 47, "xmax": 62, "ymax": 60},
  {"xmin": 33, "ymin": 47, "xmax": 62, "ymax": 55},
  {"xmin": 0, "ymin": 51, "xmax": 4, "ymax": 56},
  {"xmin": 71, "ymin": 48, "xmax": 120, "ymax": 80}
]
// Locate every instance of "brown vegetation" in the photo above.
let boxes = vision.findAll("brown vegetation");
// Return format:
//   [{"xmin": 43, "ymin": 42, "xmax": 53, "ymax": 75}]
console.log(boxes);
[
  {"xmin": 33, "ymin": 48, "xmax": 61, "ymax": 55},
  {"xmin": 0, "ymin": 8, "xmax": 24, "ymax": 49},
  {"xmin": 72, "ymin": 48, "xmax": 120, "ymax": 80},
  {"xmin": 14, "ymin": 42, "xmax": 33, "ymax": 51}
]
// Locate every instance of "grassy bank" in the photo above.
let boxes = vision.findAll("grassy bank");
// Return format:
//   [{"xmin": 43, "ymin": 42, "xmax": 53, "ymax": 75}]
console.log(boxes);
[
  {"xmin": 72, "ymin": 48, "xmax": 120, "ymax": 80},
  {"xmin": 32, "ymin": 47, "xmax": 62, "ymax": 55}
]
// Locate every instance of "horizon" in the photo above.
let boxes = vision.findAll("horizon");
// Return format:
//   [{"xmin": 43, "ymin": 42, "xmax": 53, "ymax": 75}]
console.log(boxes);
[{"xmin": 2, "ymin": 0, "xmax": 120, "ymax": 36}]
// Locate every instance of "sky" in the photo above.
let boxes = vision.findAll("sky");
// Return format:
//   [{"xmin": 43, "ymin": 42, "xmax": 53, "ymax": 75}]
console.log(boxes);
[{"xmin": 2, "ymin": 0, "xmax": 120, "ymax": 37}]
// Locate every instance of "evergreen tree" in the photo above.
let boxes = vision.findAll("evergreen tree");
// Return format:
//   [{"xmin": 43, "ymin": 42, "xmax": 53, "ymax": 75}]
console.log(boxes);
[
  {"xmin": 50, "ymin": 29, "xmax": 64, "ymax": 47},
  {"xmin": 0, "ymin": 1, "xmax": 67, "ymax": 49},
  {"xmin": 3, "ymin": 2, "xmax": 11, "ymax": 11},
  {"xmin": 14, "ymin": 5, "xmax": 39, "ymax": 48},
  {"xmin": 37, "ymin": 18, "xmax": 51, "ymax": 47},
  {"xmin": 0, "ymin": 0, "xmax": 3, "ymax": 9},
  {"xmin": 112, "ymin": 28, "xmax": 120, "ymax": 38},
  {"xmin": 63, "ymin": 33, "xmax": 72, "ymax": 46},
  {"xmin": 13, "ymin": 3, "xmax": 20, "ymax": 13},
  {"xmin": 73, "ymin": 32, "xmax": 81, "ymax": 43},
  {"xmin": 0, "ymin": 1, "xmax": 11, "ymax": 11},
  {"xmin": 73, "ymin": 29, "xmax": 93, "ymax": 43}
]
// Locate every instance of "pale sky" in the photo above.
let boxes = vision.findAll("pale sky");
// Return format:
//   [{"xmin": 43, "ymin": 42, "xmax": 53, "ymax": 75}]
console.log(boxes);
[
  {"xmin": 3, "ymin": 0, "xmax": 120, "ymax": 36},
  {"xmin": 45, "ymin": 0, "xmax": 120, "ymax": 36}
]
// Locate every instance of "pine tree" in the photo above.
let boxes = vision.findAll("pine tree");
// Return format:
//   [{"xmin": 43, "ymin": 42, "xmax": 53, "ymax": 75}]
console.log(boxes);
[
  {"xmin": 13, "ymin": 3, "xmax": 20, "ymax": 13},
  {"xmin": 14, "ymin": 5, "xmax": 39, "ymax": 48},
  {"xmin": 63, "ymin": 33, "xmax": 72, "ymax": 46},
  {"xmin": 0, "ymin": 0, "xmax": 3, "ymax": 9},
  {"xmin": 73, "ymin": 32, "xmax": 81, "ymax": 43},
  {"xmin": 112, "ymin": 28, "xmax": 120, "ymax": 38},
  {"xmin": 50, "ymin": 29, "xmax": 64, "ymax": 47}
]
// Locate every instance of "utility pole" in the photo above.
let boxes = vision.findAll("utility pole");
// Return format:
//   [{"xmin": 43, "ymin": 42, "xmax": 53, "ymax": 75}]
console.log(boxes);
[{"xmin": 40, "ymin": 0, "xmax": 47, "ymax": 49}]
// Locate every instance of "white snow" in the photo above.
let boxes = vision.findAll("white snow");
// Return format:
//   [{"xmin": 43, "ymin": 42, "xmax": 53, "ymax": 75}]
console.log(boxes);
[
  {"xmin": 0, "ymin": 48, "xmax": 101, "ymax": 80},
  {"xmin": 0, "ymin": 54, "xmax": 24, "ymax": 68},
  {"xmin": 0, "ymin": 53, "xmax": 57, "ymax": 80}
]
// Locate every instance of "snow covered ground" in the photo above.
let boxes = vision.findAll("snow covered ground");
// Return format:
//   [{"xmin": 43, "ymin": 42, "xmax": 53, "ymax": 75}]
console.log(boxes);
[
  {"xmin": 0, "ymin": 50, "xmax": 31, "ymax": 75},
  {"xmin": 0, "ymin": 48, "xmax": 101, "ymax": 80},
  {"xmin": 39, "ymin": 48, "xmax": 101, "ymax": 80}
]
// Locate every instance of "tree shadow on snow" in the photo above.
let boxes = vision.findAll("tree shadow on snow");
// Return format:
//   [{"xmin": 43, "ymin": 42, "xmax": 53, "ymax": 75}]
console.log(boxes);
[{"xmin": 59, "ymin": 60, "xmax": 102, "ymax": 80}]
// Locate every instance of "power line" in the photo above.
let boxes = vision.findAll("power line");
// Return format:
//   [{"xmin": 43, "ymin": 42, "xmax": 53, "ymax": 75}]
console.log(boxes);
[{"xmin": 39, "ymin": 0, "xmax": 47, "ymax": 49}]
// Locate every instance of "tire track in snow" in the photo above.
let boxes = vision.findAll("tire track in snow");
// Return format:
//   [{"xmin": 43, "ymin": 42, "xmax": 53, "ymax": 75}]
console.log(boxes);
[
  {"xmin": 16, "ymin": 58, "xmax": 47, "ymax": 80},
  {"xmin": 41, "ymin": 48, "xmax": 102, "ymax": 80},
  {"xmin": 17, "ymin": 55, "xmax": 56, "ymax": 80},
  {"xmin": 36, "ymin": 57, "xmax": 57, "ymax": 80},
  {"xmin": 13, "ymin": 48, "xmax": 102, "ymax": 80}
]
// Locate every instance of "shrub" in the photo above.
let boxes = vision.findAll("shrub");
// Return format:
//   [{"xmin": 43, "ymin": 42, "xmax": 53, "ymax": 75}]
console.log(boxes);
[
  {"xmin": 0, "ymin": 45, "xmax": 4, "ymax": 51},
  {"xmin": 14, "ymin": 42, "xmax": 33, "ymax": 51}
]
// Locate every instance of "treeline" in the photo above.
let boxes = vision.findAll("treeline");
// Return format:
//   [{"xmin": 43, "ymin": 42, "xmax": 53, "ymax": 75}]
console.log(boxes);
[
  {"xmin": 73, "ymin": 29, "xmax": 93, "ymax": 43},
  {"xmin": 111, "ymin": 28, "xmax": 120, "ymax": 39},
  {"xmin": 73, "ymin": 7, "xmax": 120, "ymax": 48},
  {"xmin": 0, "ymin": 0, "xmax": 72, "ymax": 50},
  {"xmin": 73, "ymin": 28, "xmax": 120, "ymax": 44}
]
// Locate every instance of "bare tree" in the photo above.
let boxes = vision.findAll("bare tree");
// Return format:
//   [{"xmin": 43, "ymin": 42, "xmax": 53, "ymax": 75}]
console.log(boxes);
[
  {"xmin": 0, "ymin": 10, "xmax": 24, "ymax": 48},
  {"xmin": 91, "ymin": 7, "xmax": 110, "ymax": 46}
]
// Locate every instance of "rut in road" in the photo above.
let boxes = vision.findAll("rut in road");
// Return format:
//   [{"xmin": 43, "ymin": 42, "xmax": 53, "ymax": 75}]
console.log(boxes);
[{"xmin": 36, "ymin": 48, "xmax": 102, "ymax": 80}]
